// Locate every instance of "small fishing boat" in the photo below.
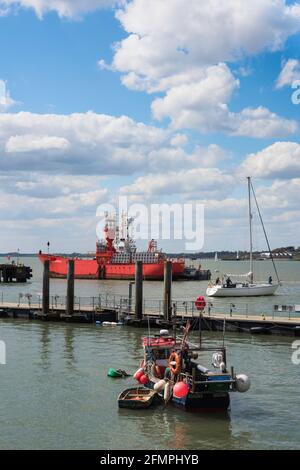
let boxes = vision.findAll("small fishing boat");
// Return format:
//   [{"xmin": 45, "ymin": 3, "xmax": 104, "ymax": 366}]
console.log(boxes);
[
  {"xmin": 118, "ymin": 387, "xmax": 158, "ymax": 409},
  {"xmin": 133, "ymin": 326, "xmax": 250, "ymax": 411}
]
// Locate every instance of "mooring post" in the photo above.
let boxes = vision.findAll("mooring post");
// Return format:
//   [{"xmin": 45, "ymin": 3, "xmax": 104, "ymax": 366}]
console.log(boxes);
[
  {"xmin": 42, "ymin": 260, "xmax": 50, "ymax": 315},
  {"xmin": 164, "ymin": 260, "xmax": 172, "ymax": 322},
  {"xmin": 128, "ymin": 281, "xmax": 134, "ymax": 313},
  {"xmin": 135, "ymin": 261, "xmax": 143, "ymax": 320},
  {"xmin": 66, "ymin": 259, "xmax": 75, "ymax": 316}
]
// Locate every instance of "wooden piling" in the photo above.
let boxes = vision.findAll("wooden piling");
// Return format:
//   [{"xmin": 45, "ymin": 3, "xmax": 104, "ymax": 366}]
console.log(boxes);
[
  {"xmin": 135, "ymin": 261, "xmax": 143, "ymax": 320},
  {"xmin": 66, "ymin": 259, "xmax": 75, "ymax": 316},
  {"xmin": 163, "ymin": 260, "xmax": 172, "ymax": 322},
  {"xmin": 42, "ymin": 260, "xmax": 50, "ymax": 315}
]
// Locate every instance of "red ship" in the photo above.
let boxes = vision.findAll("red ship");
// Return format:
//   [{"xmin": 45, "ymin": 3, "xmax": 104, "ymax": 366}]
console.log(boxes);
[{"xmin": 38, "ymin": 214, "xmax": 185, "ymax": 280}]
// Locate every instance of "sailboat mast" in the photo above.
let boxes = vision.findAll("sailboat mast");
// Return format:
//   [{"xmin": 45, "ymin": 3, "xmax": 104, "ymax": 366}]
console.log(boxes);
[
  {"xmin": 250, "ymin": 180, "xmax": 281, "ymax": 286},
  {"xmin": 247, "ymin": 177, "xmax": 254, "ymax": 283}
]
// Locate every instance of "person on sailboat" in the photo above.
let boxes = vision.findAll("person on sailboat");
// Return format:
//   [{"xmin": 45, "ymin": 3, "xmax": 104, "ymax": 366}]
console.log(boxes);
[
  {"xmin": 268, "ymin": 275, "xmax": 273, "ymax": 284},
  {"xmin": 226, "ymin": 277, "xmax": 233, "ymax": 288},
  {"xmin": 216, "ymin": 277, "xmax": 220, "ymax": 285}
]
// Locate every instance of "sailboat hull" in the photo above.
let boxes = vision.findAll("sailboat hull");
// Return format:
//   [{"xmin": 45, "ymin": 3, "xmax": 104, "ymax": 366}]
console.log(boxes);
[{"xmin": 206, "ymin": 283, "xmax": 278, "ymax": 297}]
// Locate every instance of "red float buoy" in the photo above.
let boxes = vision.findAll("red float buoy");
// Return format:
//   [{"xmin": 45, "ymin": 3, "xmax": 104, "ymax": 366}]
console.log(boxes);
[
  {"xmin": 173, "ymin": 381, "xmax": 189, "ymax": 399},
  {"xmin": 139, "ymin": 374, "xmax": 149, "ymax": 385},
  {"xmin": 195, "ymin": 295, "xmax": 206, "ymax": 311},
  {"xmin": 134, "ymin": 369, "xmax": 144, "ymax": 382}
]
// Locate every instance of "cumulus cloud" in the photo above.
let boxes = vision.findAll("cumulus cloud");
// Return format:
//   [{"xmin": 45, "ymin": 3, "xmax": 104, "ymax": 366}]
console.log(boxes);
[
  {"xmin": 113, "ymin": 0, "xmax": 300, "ymax": 91},
  {"xmin": 120, "ymin": 167, "xmax": 234, "ymax": 200},
  {"xmin": 6, "ymin": 134, "xmax": 70, "ymax": 153},
  {"xmin": 151, "ymin": 64, "xmax": 297, "ymax": 136},
  {"xmin": 239, "ymin": 141, "xmax": 300, "ymax": 179},
  {"xmin": 0, "ymin": 111, "xmax": 232, "ymax": 175},
  {"xmin": 105, "ymin": 1, "xmax": 300, "ymax": 137},
  {"xmin": 0, "ymin": 0, "xmax": 118, "ymax": 18},
  {"xmin": 231, "ymin": 107, "xmax": 297, "ymax": 138},
  {"xmin": 0, "ymin": 111, "xmax": 173, "ymax": 174},
  {"xmin": 276, "ymin": 58, "xmax": 300, "ymax": 88}
]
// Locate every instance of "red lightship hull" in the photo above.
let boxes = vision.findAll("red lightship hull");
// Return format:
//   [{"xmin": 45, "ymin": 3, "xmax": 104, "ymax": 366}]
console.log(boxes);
[{"xmin": 38, "ymin": 253, "xmax": 185, "ymax": 280}]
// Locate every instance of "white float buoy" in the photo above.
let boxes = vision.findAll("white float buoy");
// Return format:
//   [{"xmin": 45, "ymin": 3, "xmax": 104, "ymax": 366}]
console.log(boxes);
[
  {"xmin": 236, "ymin": 374, "xmax": 251, "ymax": 393},
  {"xmin": 164, "ymin": 382, "xmax": 171, "ymax": 402},
  {"xmin": 154, "ymin": 380, "xmax": 166, "ymax": 392}
]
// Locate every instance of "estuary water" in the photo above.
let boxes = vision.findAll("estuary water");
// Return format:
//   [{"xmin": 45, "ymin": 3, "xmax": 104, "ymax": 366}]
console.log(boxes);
[
  {"xmin": 0, "ymin": 322, "xmax": 299, "ymax": 450},
  {"xmin": 0, "ymin": 257, "xmax": 300, "ymax": 449},
  {"xmin": 1, "ymin": 256, "xmax": 300, "ymax": 316}
]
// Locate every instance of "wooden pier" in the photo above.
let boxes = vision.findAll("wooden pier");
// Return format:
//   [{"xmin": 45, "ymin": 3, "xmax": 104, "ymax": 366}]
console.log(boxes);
[
  {"xmin": 0, "ymin": 259, "xmax": 299, "ymax": 336},
  {"xmin": 0, "ymin": 298, "xmax": 300, "ymax": 336},
  {"xmin": 0, "ymin": 263, "xmax": 32, "ymax": 283},
  {"xmin": 0, "ymin": 301, "xmax": 118, "ymax": 323}
]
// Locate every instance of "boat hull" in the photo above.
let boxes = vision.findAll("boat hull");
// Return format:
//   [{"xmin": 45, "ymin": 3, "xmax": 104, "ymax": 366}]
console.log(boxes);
[
  {"xmin": 206, "ymin": 283, "xmax": 278, "ymax": 297},
  {"xmin": 38, "ymin": 253, "xmax": 184, "ymax": 280},
  {"xmin": 147, "ymin": 381, "xmax": 230, "ymax": 411},
  {"xmin": 172, "ymin": 392, "xmax": 230, "ymax": 411}
]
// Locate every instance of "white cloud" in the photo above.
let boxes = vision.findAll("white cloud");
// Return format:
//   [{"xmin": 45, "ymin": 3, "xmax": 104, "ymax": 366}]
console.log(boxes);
[
  {"xmin": 231, "ymin": 107, "xmax": 297, "ymax": 138},
  {"xmin": 276, "ymin": 58, "xmax": 300, "ymax": 88},
  {"xmin": 0, "ymin": 111, "xmax": 232, "ymax": 174},
  {"xmin": 113, "ymin": 0, "xmax": 300, "ymax": 91},
  {"xmin": 239, "ymin": 141, "xmax": 300, "ymax": 179},
  {"xmin": 170, "ymin": 133, "xmax": 187, "ymax": 147},
  {"xmin": 0, "ymin": 0, "xmax": 118, "ymax": 18},
  {"xmin": 6, "ymin": 134, "xmax": 70, "ymax": 153},
  {"xmin": 151, "ymin": 64, "xmax": 297, "ymax": 137},
  {"xmin": 0, "ymin": 111, "xmax": 173, "ymax": 174},
  {"xmin": 105, "ymin": 2, "xmax": 300, "ymax": 137},
  {"xmin": 120, "ymin": 167, "xmax": 234, "ymax": 200}
]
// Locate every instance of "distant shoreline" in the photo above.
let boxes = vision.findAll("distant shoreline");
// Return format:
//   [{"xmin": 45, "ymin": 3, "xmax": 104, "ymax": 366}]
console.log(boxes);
[{"xmin": 1, "ymin": 252, "xmax": 299, "ymax": 261}]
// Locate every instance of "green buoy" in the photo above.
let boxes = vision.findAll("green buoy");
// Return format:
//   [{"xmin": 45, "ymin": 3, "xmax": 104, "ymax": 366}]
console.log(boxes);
[{"xmin": 108, "ymin": 368, "xmax": 124, "ymax": 378}]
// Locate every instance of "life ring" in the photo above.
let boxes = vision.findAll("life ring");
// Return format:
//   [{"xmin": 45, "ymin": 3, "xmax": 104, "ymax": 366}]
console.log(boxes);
[{"xmin": 169, "ymin": 352, "xmax": 181, "ymax": 375}]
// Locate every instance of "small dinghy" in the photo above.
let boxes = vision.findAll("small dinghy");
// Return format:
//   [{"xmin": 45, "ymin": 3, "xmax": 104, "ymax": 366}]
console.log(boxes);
[{"xmin": 118, "ymin": 387, "xmax": 157, "ymax": 409}]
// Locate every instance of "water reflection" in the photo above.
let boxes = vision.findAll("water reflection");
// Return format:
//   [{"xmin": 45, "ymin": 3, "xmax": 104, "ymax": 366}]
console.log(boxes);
[
  {"xmin": 64, "ymin": 325, "xmax": 76, "ymax": 368},
  {"xmin": 39, "ymin": 323, "xmax": 51, "ymax": 368},
  {"xmin": 118, "ymin": 404, "xmax": 252, "ymax": 450}
]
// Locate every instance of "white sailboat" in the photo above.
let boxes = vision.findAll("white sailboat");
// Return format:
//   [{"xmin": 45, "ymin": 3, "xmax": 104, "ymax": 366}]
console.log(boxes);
[
  {"xmin": 206, "ymin": 177, "xmax": 280, "ymax": 298},
  {"xmin": 215, "ymin": 252, "xmax": 218, "ymax": 262}
]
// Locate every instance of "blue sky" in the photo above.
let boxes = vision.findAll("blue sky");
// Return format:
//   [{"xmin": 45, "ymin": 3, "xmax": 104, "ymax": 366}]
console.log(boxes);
[{"xmin": 0, "ymin": 0, "xmax": 300, "ymax": 253}]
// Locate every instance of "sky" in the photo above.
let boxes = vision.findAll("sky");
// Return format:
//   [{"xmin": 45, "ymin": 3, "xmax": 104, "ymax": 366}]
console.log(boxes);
[{"xmin": 0, "ymin": 0, "xmax": 300, "ymax": 253}]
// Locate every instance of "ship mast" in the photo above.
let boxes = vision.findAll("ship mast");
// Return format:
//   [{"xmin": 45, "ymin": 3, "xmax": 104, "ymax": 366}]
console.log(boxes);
[{"xmin": 247, "ymin": 177, "xmax": 254, "ymax": 284}]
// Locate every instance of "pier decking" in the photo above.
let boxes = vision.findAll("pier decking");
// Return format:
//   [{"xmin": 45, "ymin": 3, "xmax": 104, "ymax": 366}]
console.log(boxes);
[
  {"xmin": 0, "ymin": 297, "xmax": 299, "ymax": 336},
  {"xmin": 1, "ymin": 259, "xmax": 299, "ymax": 336}
]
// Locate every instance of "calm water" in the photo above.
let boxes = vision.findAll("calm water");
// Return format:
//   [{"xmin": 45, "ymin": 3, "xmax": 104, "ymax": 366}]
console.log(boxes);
[
  {"xmin": 1, "ymin": 256, "xmax": 300, "ymax": 314},
  {"xmin": 0, "ymin": 257, "xmax": 300, "ymax": 449},
  {"xmin": 0, "ymin": 322, "xmax": 299, "ymax": 450}
]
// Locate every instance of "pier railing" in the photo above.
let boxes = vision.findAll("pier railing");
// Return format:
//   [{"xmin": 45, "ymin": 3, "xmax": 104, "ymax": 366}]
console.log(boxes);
[{"xmin": 0, "ymin": 291, "xmax": 299, "ymax": 320}]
